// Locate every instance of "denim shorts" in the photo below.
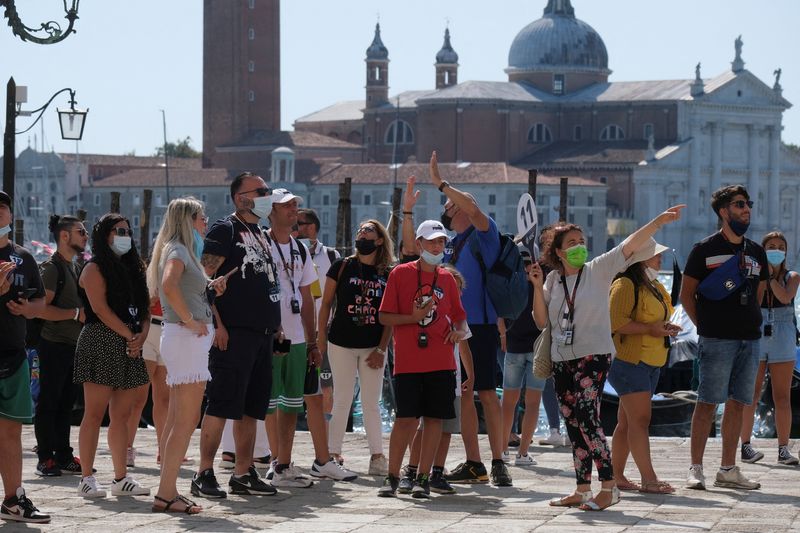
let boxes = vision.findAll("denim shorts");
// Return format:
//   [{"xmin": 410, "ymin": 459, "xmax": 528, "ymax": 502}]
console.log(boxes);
[
  {"xmin": 759, "ymin": 307, "xmax": 797, "ymax": 364},
  {"xmin": 608, "ymin": 358, "xmax": 660, "ymax": 396},
  {"xmin": 502, "ymin": 352, "xmax": 546, "ymax": 391},
  {"xmin": 696, "ymin": 336, "xmax": 759, "ymax": 405}
]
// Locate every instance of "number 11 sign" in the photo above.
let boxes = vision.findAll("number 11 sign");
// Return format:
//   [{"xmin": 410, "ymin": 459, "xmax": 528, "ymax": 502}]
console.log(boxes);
[{"xmin": 516, "ymin": 193, "xmax": 538, "ymax": 259}]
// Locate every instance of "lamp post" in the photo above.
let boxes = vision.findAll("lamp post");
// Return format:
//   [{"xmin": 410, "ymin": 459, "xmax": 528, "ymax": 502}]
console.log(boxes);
[{"xmin": 1, "ymin": 0, "xmax": 80, "ymax": 44}]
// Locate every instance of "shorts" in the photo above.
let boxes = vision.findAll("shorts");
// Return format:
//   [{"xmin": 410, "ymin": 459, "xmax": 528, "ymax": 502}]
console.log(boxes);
[
  {"xmin": 759, "ymin": 307, "xmax": 797, "ymax": 364},
  {"xmin": 466, "ymin": 324, "xmax": 500, "ymax": 391},
  {"xmin": 0, "ymin": 358, "xmax": 33, "ymax": 423},
  {"xmin": 267, "ymin": 343, "xmax": 307, "ymax": 414},
  {"xmin": 421, "ymin": 396, "xmax": 461, "ymax": 433},
  {"xmin": 160, "ymin": 323, "xmax": 214, "ymax": 386},
  {"xmin": 608, "ymin": 358, "xmax": 660, "ymax": 396},
  {"xmin": 142, "ymin": 320, "xmax": 165, "ymax": 365},
  {"xmin": 696, "ymin": 336, "xmax": 759, "ymax": 405},
  {"xmin": 205, "ymin": 328, "xmax": 274, "ymax": 421},
  {"xmin": 394, "ymin": 370, "xmax": 456, "ymax": 419},
  {"xmin": 503, "ymin": 352, "xmax": 546, "ymax": 391}
]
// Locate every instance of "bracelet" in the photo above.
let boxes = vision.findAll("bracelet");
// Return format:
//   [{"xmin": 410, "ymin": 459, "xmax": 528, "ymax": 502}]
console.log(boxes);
[
  {"xmin": 376, "ymin": 347, "xmax": 387, "ymax": 355},
  {"xmin": 402, "ymin": 211, "xmax": 413, "ymax": 216},
  {"xmin": 181, "ymin": 313, "xmax": 194, "ymax": 323},
  {"xmin": 438, "ymin": 181, "xmax": 450, "ymax": 193},
  {"xmin": 499, "ymin": 333, "xmax": 506, "ymax": 338},
  {"xmin": 73, "ymin": 307, "xmax": 80, "ymax": 321}
]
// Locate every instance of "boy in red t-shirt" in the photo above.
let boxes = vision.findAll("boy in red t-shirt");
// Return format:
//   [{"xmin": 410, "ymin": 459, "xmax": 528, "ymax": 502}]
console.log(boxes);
[{"xmin": 377, "ymin": 220, "xmax": 468, "ymax": 498}]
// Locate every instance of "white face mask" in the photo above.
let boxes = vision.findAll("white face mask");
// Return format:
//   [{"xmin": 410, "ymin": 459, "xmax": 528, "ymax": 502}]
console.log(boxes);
[
  {"xmin": 111, "ymin": 235, "xmax": 132, "ymax": 256},
  {"xmin": 251, "ymin": 196, "xmax": 274, "ymax": 219},
  {"xmin": 0, "ymin": 224, "xmax": 10, "ymax": 237},
  {"xmin": 645, "ymin": 267, "xmax": 659, "ymax": 281}
]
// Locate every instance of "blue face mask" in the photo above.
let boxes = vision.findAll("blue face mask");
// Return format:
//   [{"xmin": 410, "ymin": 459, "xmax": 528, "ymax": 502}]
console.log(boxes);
[
  {"xmin": 728, "ymin": 218, "xmax": 749, "ymax": 237},
  {"xmin": 193, "ymin": 229, "xmax": 204, "ymax": 258},
  {"xmin": 766, "ymin": 249, "xmax": 785, "ymax": 266},
  {"xmin": 421, "ymin": 249, "xmax": 444, "ymax": 266},
  {"xmin": 0, "ymin": 225, "xmax": 10, "ymax": 237}
]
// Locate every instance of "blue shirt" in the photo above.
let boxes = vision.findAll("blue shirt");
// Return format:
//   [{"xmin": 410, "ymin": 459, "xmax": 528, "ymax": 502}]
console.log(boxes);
[{"xmin": 444, "ymin": 218, "xmax": 501, "ymax": 325}]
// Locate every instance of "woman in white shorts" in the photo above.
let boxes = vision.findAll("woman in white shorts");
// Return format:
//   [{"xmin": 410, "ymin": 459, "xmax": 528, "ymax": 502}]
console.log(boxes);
[{"xmin": 145, "ymin": 197, "xmax": 227, "ymax": 514}]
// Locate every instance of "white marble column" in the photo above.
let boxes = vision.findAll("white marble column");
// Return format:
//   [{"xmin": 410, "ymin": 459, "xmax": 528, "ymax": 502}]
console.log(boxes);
[
  {"xmin": 687, "ymin": 120, "xmax": 702, "ymax": 233},
  {"xmin": 767, "ymin": 125, "xmax": 781, "ymax": 230},
  {"xmin": 709, "ymin": 121, "xmax": 724, "ymax": 227},
  {"xmin": 747, "ymin": 124, "xmax": 761, "ymax": 229}
]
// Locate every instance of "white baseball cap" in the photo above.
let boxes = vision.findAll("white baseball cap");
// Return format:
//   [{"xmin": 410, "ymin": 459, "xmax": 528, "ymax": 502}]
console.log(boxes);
[
  {"xmin": 653, "ymin": 242, "xmax": 671, "ymax": 257},
  {"xmin": 416, "ymin": 219, "xmax": 449, "ymax": 240},
  {"xmin": 271, "ymin": 188, "xmax": 304, "ymax": 205}
]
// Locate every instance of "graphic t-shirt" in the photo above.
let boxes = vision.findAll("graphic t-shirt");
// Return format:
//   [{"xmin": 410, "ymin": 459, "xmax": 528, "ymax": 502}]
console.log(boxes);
[
  {"xmin": 269, "ymin": 235, "xmax": 317, "ymax": 343},
  {"xmin": 326, "ymin": 258, "xmax": 387, "ymax": 348},
  {"xmin": 203, "ymin": 215, "xmax": 281, "ymax": 332},
  {"xmin": 40, "ymin": 253, "xmax": 82, "ymax": 345},
  {"xmin": 0, "ymin": 243, "xmax": 45, "ymax": 353},
  {"xmin": 684, "ymin": 232, "xmax": 768, "ymax": 340},
  {"xmin": 379, "ymin": 261, "xmax": 466, "ymax": 375}
]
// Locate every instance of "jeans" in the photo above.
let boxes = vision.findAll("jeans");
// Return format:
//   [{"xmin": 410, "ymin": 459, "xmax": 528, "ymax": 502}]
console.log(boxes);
[
  {"xmin": 34, "ymin": 338, "xmax": 78, "ymax": 463},
  {"xmin": 542, "ymin": 377, "xmax": 561, "ymax": 429}
]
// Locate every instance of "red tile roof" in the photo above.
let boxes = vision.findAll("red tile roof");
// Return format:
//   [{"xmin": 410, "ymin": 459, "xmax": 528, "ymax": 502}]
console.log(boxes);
[
  {"xmin": 89, "ymin": 168, "xmax": 230, "ymax": 188},
  {"xmin": 60, "ymin": 153, "xmax": 202, "ymax": 169}
]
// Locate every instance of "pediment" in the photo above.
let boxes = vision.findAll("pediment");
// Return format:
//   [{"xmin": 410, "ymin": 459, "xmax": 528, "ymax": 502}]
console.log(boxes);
[{"xmin": 701, "ymin": 70, "xmax": 791, "ymax": 108}]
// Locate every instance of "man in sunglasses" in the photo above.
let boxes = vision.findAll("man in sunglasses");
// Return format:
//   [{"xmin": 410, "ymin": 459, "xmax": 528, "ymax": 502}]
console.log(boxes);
[{"xmin": 681, "ymin": 184, "xmax": 768, "ymax": 491}]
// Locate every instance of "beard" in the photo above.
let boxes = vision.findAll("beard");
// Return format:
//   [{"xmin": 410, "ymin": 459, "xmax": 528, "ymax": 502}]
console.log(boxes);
[{"xmin": 70, "ymin": 243, "xmax": 85, "ymax": 254}]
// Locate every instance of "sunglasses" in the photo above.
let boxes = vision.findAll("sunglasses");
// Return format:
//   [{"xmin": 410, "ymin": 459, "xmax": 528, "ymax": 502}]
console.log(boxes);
[
  {"xmin": 237, "ymin": 187, "xmax": 271, "ymax": 197},
  {"xmin": 729, "ymin": 200, "xmax": 754, "ymax": 209},
  {"xmin": 192, "ymin": 212, "xmax": 209, "ymax": 224},
  {"xmin": 297, "ymin": 221, "xmax": 313, "ymax": 226},
  {"xmin": 115, "ymin": 227, "xmax": 134, "ymax": 237},
  {"xmin": 72, "ymin": 228, "xmax": 88, "ymax": 236},
  {"xmin": 357, "ymin": 225, "xmax": 377, "ymax": 235}
]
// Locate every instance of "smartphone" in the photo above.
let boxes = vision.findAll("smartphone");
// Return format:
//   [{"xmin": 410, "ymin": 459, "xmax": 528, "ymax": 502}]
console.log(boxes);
[
  {"xmin": 17, "ymin": 287, "xmax": 38, "ymax": 300},
  {"xmin": 273, "ymin": 338, "xmax": 291, "ymax": 353}
]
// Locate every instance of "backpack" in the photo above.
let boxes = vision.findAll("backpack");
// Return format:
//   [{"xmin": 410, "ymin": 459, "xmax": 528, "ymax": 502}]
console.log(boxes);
[
  {"xmin": 467, "ymin": 231, "xmax": 528, "ymax": 321},
  {"xmin": 25, "ymin": 257, "xmax": 67, "ymax": 349}
]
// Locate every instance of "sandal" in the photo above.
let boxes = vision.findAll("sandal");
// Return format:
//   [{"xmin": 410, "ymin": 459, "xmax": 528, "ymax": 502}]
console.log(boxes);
[
  {"xmin": 616, "ymin": 477, "xmax": 641, "ymax": 491},
  {"xmin": 580, "ymin": 486, "xmax": 620, "ymax": 511},
  {"xmin": 152, "ymin": 494, "xmax": 202, "ymax": 514},
  {"xmin": 639, "ymin": 480, "xmax": 675, "ymax": 494},
  {"xmin": 549, "ymin": 490, "xmax": 592, "ymax": 507}
]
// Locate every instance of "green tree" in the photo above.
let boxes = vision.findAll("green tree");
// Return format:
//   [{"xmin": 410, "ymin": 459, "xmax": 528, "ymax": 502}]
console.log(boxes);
[{"xmin": 155, "ymin": 136, "xmax": 200, "ymax": 158}]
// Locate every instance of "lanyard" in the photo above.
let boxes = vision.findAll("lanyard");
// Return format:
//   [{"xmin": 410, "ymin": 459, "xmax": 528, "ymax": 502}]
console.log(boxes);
[
  {"xmin": 233, "ymin": 214, "xmax": 277, "ymax": 285},
  {"xmin": 560, "ymin": 266, "xmax": 584, "ymax": 323},
  {"xmin": 416, "ymin": 260, "xmax": 439, "ymax": 329},
  {"xmin": 270, "ymin": 230, "xmax": 297, "ymax": 296},
  {"xmin": 720, "ymin": 231, "xmax": 747, "ymax": 273}
]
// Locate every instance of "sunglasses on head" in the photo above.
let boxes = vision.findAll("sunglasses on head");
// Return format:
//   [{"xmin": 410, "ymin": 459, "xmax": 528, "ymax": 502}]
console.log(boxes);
[
  {"xmin": 237, "ymin": 187, "xmax": 270, "ymax": 197},
  {"xmin": 115, "ymin": 227, "xmax": 133, "ymax": 237},
  {"xmin": 729, "ymin": 200, "xmax": 754, "ymax": 209}
]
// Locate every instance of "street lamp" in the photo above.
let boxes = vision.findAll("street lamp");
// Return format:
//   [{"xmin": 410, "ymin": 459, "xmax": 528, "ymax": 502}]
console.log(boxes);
[{"xmin": 1, "ymin": 0, "xmax": 80, "ymax": 44}]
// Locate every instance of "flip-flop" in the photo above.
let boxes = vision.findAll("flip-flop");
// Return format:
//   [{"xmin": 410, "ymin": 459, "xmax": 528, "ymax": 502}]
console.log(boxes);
[
  {"xmin": 639, "ymin": 480, "xmax": 675, "ymax": 494},
  {"xmin": 616, "ymin": 477, "xmax": 641, "ymax": 491},
  {"xmin": 152, "ymin": 494, "xmax": 202, "ymax": 514}
]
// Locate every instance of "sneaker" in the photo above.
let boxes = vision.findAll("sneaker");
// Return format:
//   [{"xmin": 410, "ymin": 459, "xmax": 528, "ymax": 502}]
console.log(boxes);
[
  {"xmin": 444, "ymin": 462, "xmax": 489, "ymax": 484},
  {"xmin": 500, "ymin": 450, "xmax": 512, "ymax": 464},
  {"xmin": 58, "ymin": 457, "xmax": 84, "ymax": 475},
  {"xmin": 429, "ymin": 471, "xmax": 455, "ymax": 494},
  {"xmin": 411, "ymin": 474, "xmax": 431, "ymax": 499},
  {"xmin": 191, "ymin": 468, "xmax": 227, "ymax": 499},
  {"xmin": 368, "ymin": 455, "xmax": 389, "ymax": 476},
  {"xmin": 266, "ymin": 460, "xmax": 278, "ymax": 480},
  {"xmin": 310, "ymin": 459, "xmax": 358, "ymax": 481},
  {"xmin": 490, "ymin": 462, "xmax": 513, "ymax": 487},
  {"xmin": 514, "ymin": 453, "xmax": 537, "ymax": 467},
  {"xmin": 0, "ymin": 488, "xmax": 50, "ymax": 524},
  {"xmin": 126, "ymin": 447, "xmax": 136, "ymax": 468},
  {"xmin": 272, "ymin": 464, "xmax": 313, "ymax": 488},
  {"xmin": 398, "ymin": 470, "xmax": 416, "ymax": 494},
  {"xmin": 714, "ymin": 466, "xmax": 760, "ymax": 490},
  {"xmin": 741, "ymin": 442, "xmax": 764, "ymax": 464},
  {"xmin": 377, "ymin": 474, "xmax": 399, "ymax": 497},
  {"xmin": 539, "ymin": 428, "xmax": 563, "ymax": 446},
  {"xmin": 686, "ymin": 464, "xmax": 706, "ymax": 490},
  {"xmin": 78, "ymin": 476, "xmax": 107, "ymax": 498},
  {"xmin": 229, "ymin": 467, "xmax": 277, "ymax": 495},
  {"xmin": 778, "ymin": 445, "xmax": 799, "ymax": 466},
  {"xmin": 111, "ymin": 475, "xmax": 150, "ymax": 496},
  {"xmin": 218, "ymin": 452, "xmax": 236, "ymax": 470},
  {"xmin": 35, "ymin": 458, "xmax": 61, "ymax": 477}
]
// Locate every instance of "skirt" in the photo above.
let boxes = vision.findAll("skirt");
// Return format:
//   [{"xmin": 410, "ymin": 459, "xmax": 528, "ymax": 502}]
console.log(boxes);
[{"xmin": 73, "ymin": 322, "xmax": 150, "ymax": 390}]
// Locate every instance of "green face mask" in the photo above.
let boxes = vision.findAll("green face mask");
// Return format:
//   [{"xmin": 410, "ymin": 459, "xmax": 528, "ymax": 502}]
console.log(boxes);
[{"xmin": 564, "ymin": 244, "xmax": 588, "ymax": 268}]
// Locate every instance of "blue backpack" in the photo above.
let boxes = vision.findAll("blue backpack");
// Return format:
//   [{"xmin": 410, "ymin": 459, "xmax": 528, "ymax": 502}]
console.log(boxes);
[{"xmin": 469, "ymin": 232, "xmax": 529, "ymax": 320}]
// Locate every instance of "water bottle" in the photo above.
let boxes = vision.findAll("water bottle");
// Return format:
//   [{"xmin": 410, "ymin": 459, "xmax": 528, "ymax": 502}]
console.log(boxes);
[{"xmin": 352, "ymin": 378, "xmax": 364, "ymax": 433}]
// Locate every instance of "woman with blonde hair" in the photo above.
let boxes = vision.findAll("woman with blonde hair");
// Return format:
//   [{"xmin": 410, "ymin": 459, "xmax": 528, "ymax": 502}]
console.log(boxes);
[
  {"xmin": 146, "ymin": 197, "xmax": 227, "ymax": 514},
  {"xmin": 317, "ymin": 219, "xmax": 394, "ymax": 474}
]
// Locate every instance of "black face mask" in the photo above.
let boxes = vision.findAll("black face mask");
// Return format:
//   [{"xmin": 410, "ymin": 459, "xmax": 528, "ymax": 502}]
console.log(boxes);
[
  {"xmin": 355, "ymin": 238, "xmax": 378, "ymax": 255},
  {"xmin": 440, "ymin": 212, "xmax": 452, "ymax": 231}
]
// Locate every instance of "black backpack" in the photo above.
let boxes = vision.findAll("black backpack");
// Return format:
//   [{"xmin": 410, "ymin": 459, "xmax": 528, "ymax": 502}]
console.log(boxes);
[{"xmin": 25, "ymin": 258, "xmax": 67, "ymax": 349}]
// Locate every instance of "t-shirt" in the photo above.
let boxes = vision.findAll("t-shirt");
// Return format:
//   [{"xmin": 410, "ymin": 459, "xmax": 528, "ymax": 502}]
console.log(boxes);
[
  {"xmin": 308, "ymin": 241, "xmax": 339, "ymax": 315},
  {"xmin": 683, "ymin": 232, "xmax": 768, "ymax": 340},
  {"xmin": 505, "ymin": 282, "xmax": 541, "ymax": 354},
  {"xmin": 326, "ymin": 258, "xmax": 387, "ymax": 348},
  {"xmin": 203, "ymin": 215, "xmax": 281, "ymax": 332},
  {"xmin": 40, "ymin": 253, "xmax": 82, "ymax": 345},
  {"xmin": 269, "ymin": 235, "xmax": 317, "ymax": 343},
  {"xmin": 158, "ymin": 242, "xmax": 213, "ymax": 325},
  {"xmin": 379, "ymin": 261, "xmax": 466, "ymax": 374},
  {"xmin": 0, "ymin": 243, "xmax": 45, "ymax": 354},
  {"xmin": 609, "ymin": 277, "xmax": 673, "ymax": 366},
  {"xmin": 444, "ymin": 218, "xmax": 500, "ymax": 325}
]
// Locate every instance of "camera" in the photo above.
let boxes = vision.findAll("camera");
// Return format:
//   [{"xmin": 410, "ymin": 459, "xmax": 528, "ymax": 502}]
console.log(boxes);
[
  {"xmin": 290, "ymin": 298, "xmax": 301, "ymax": 314},
  {"xmin": 417, "ymin": 332, "xmax": 428, "ymax": 348}
]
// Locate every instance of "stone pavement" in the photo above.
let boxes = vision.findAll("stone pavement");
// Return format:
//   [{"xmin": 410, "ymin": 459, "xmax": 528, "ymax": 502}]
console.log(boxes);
[{"xmin": 5, "ymin": 428, "xmax": 800, "ymax": 532}]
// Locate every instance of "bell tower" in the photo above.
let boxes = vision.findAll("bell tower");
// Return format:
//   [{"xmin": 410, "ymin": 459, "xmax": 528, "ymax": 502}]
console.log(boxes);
[
  {"xmin": 365, "ymin": 23, "xmax": 389, "ymax": 109},
  {"xmin": 435, "ymin": 28, "xmax": 459, "ymax": 89}
]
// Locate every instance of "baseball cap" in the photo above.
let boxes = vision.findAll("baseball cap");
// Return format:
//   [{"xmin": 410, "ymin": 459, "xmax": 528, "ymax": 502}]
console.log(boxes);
[
  {"xmin": 416, "ymin": 219, "xmax": 449, "ymax": 240},
  {"xmin": 652, "ymin": 242, "xmax": 670, "ymax": 257},
  {"xmin": 270, "ymin": 188, "xmax": 304, "ymax": 205},
  {"xmin": 0, "ymin": 191, "xmax": 11, "ymax": 211}
]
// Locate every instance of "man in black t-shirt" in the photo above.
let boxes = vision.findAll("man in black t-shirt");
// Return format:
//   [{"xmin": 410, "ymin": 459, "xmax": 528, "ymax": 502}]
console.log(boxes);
[
  {"xmin": 0, "ymin": 191, "xmax": 50, "ymax": 524},
  {"xmin": 680, "ymin": 185, "xmax": 767, "ymax": 492}
]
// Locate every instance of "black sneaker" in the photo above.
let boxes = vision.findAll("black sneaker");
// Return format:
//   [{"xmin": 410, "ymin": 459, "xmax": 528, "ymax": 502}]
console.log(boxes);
[
  {"xmin": 35, "ymin": 458, "xmax": 61, "ymax": 477},
  {"xmin": 411, "ymin": 474, "xmax": 431, "ymax": 499},
  {"xmin": 398, "ymin": 469, "xmax": 416, "ymax": 494},
  {"xmin": 229, "ymin": 467, "xmax": 277, "ymax": 495},
  {"xmin": 377, "ymin": 474, "xmax": 399, "ymax": 497},
  {"xmin": 444, "ymin": 462, "xmax": 489, "ymax": 484},
  {"xmin": 490, "ymin": 462, "xmax": 513, "ymax": 487},
  {"xmin": 741, "ymin": 442, "xmax": 764, "ymax": 464},
  {"xmin": 191, "ymin": 468, "xmax": 227, "ymax": 499},
  {"xmin": 58, "ymin": 457, "xmax": 85, "ymax": 475},
  {"xmin": 429, "ymin": 471, "xmax": 455, "ymax": 494},
  {"xmin": 1, "ymin": 488, "xmax": 50, "ymax": 524}
]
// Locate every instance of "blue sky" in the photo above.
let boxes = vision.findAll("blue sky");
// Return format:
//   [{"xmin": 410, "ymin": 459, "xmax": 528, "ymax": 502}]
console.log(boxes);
[{"xmin": 1, "ymin": 0, "xmax": 797, "ymax": 156}]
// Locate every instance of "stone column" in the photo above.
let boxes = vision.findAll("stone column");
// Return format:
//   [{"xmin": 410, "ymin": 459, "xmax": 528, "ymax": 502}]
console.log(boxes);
[
  {"xmin": 747, "ymin": 124, "xmax": 760, "ymax": 230},
  {"xmin": 709, "ymin": 122, "xmax": 723, "ymax": 227},
  {"xmin": 687, "ymin": 120, "xmax": 702, "ymax": 241},
  {"xmin": 767, "ymin": 125, "xmax": 781, "ymax": 230}
]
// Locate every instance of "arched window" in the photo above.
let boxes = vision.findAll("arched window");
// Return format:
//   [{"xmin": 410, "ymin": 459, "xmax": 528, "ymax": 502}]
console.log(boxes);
[
  {"xmin": 527, "ymin": 123, "xmax": 552, "ymax": 144},
  {"xmin": 600, "ymin": 124, "xmax": 625, "ymax": 141},
  {"xmin": 385, "ymin": 120, "xmax": 414, "ymax": 145}
]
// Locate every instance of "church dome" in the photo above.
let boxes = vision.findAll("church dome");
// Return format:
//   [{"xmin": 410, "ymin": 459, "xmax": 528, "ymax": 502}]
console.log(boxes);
[
  {"xmin": 435, "ymin": 28, "xmax": 459, "ymax": 65},
  {"xmin": 507, "ymin": 0, "xmax": 609, "ymax": 75}
]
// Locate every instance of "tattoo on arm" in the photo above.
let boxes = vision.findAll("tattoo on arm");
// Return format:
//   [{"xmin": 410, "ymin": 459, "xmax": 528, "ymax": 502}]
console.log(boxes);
[{"xmin": 201, "ymin": 254, "xmax": 225, "ymax": 275}]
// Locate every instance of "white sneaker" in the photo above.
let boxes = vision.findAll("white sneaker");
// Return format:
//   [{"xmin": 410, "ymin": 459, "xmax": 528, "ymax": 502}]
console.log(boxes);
[
  {"xmin": 78, "ymin": 476, "xmax": 107, "ymax": 498},
  {"xmin": 514, "ymin": 453, "xmax": 537, "ymax": 467},
  {"xmin": 272, "ymin": 464, "xmax": 313, "ymax": 488},
  {"xmin": 714, "ymin": 466, "xmax": 760, "ymax": 490},
  {"xmin": 368, "ymin": 455, "xmax": 389, "ymax": 476},
  {"xmin": 686, "ymin": 464, "xmax": 706, "ymax": 490},
  {"xmin": 111, "ymin": 475, "xmax": 150, "ymax": 496},
  {"xmin": 501, "ymin": 450, "xmax": 512, "ymax": 464},
  {"xmin": 126, "ymin": 447, "xmax": 136, "ymax": 468},
  {"xmin": 538, "ymin": 428, "xmax": 563, "ymax": 446},
  {"xmin": 310, "ymin": 460, "xmax": 358, "ymax": 481}
]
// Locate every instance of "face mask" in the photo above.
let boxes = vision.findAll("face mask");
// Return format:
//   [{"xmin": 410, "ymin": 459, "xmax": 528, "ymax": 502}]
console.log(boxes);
[
  {"xmin": 726, "ymin": 211, "xmax": 749, "ymax": 236},
  {"xmin": 421, "ymin": 249, "xmax": 444, "ymax": 265},
  {"xmin": 766, "ymin": 250, "xmax": 786, "ymax": 266},
  {"xmin": 440, "ymin": 212, "xmax": 452, "ymax": 231},
  {"xmin": 0, "ymin": 224, "xmax": 10, "ymax": 237},
  {"xmin": 193, "ymin": 229, "xmax": 204, "ymax": 258},
  {"xmin": 564, "ymin": 244, "xmax": 588, "ymax": 268},
  {"xmin": 355, "ymin": 238, "xmax": 377, "ymax": 255},
  {"xmin": 298, "ymin": 238, "xmax": 312, "ymax": 249},
  {"xmin": 251, "ymin": 195, "xmax": 274, "ymax": 219},
  {"xmin": 645, "ymin": 267, "xmax": 659, "ymax": 281},
  {"xmin": 111, "ymin": 236, "xmax": 132, "ymax": 256}
]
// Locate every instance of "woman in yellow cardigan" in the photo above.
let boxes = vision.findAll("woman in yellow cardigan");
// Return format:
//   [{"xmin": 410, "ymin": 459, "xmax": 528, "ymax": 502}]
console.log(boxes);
[{"xmin": 608, "ymin": 244, "xmax": 681, "ymax": 494}]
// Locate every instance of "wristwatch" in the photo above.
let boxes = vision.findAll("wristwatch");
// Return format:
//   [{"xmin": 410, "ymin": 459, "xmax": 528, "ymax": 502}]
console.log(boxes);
[{"xmin": 438, "ymin": 181, "xmax": 450, "ymax": 193}]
